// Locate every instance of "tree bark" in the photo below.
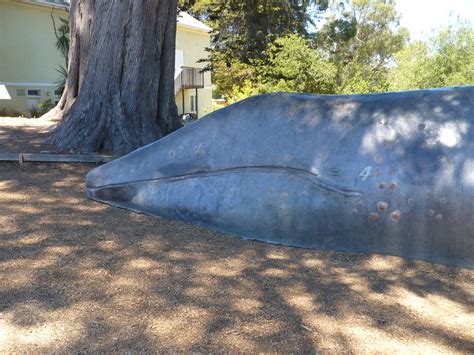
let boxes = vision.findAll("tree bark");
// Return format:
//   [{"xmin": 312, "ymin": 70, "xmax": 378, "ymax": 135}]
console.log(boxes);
[{"xmin": 45, "ymin": 0, "xmax": 181, "ymax": 155}]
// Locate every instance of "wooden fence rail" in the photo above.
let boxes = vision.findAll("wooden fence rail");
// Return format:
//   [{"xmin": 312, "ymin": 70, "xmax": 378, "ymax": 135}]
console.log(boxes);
[{"xmin": 0, "ymin": 153, "xmax": 117, "ymax": 164}]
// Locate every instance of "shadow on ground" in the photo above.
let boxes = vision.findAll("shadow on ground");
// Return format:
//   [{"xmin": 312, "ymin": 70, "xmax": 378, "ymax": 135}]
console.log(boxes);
[
  {"xmin": 0, "ymin": 117, "xmax": 59, "ymax": 153},
  {"xmin": 0, "ymin": 163, "xmax": 473, "ymax": 352}
]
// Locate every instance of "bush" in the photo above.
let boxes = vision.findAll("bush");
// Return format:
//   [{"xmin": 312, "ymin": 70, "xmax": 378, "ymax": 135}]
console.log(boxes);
[
  {"xmin": 30, "ymin": 99, "xmax": 55, "ymax": 118},
  {"xmin": 259, "ymin": 34, "xmax": 337, "ymax": 95},
  {"xmin": 227, "ymin": 80, "xmax": 258, "ymax": 104},
  {"xmin": 0, "ymin": 106, "xmax": 24, "ymax": 117}
]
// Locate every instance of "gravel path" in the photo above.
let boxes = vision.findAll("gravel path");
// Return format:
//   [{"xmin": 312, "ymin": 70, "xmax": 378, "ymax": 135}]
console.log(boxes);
[{"xmin": 0, "ymin": 162, "xmax": 473, "ymax": 352}]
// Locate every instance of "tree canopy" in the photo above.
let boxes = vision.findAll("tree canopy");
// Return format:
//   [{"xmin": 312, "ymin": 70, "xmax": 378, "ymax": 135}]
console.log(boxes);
[
  {"xmin": 179, "ymin": 0, "xmax": 330, "ymax": 97},
  {"xmin": 259, "ymin": 34, "xmax": 337, "ymax": 94},
  {"xmin": 317, "ymin": 0, "xmax": 408, "ymax": 93},
  {"xmin": 180, "ymin": 0, "xmax": 473, "ymax": 102},
  {"xmin": 390, "ymin": 23, "xmax": 474, "ymax": 91}
]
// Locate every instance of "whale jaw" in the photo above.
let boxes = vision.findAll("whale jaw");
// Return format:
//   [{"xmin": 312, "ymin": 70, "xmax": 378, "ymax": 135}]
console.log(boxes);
[{"xmin": 85, "ymin": 164, "xmax": 364, "ymax": 250}]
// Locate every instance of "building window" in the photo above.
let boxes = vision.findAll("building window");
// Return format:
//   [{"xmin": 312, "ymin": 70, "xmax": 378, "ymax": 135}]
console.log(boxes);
[
  {"xmin": 17, "ymin": 89, "xmax": 26, "ymax": 97},
  {"xmin": 190, "ymin": 94, "xmax": 196, "ymax": 112},
  {"xmin": 27, "ymin": 89, "xmax": 41, "ymax": 97}
]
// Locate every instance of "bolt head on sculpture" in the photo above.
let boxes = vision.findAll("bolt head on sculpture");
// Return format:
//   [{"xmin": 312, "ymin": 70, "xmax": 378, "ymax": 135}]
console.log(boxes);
[{"xmin": 86, "ymin": 86, "xmax": 474, "ymax": 269}]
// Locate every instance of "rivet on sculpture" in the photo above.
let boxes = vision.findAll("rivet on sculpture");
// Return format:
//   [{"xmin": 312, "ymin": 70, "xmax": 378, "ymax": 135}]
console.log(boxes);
[{"xmin": 86, "ymin": 86, "xmax": 474, "ymax": 269}]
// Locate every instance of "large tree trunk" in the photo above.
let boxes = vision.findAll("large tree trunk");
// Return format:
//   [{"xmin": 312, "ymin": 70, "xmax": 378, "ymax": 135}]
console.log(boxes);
[{"xmin": 45, "ymin": 0, "xmax": 181, "ymax": 155}]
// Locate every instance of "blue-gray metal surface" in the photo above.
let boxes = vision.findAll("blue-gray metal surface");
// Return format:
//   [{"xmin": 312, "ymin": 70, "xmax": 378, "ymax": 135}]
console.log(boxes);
[{"xmin": 86, "ymin": 86, "xmax": 474, "ymax": 269}]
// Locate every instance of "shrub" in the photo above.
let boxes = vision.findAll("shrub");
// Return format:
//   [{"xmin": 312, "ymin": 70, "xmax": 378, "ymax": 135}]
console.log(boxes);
[
  {"xmin": 30, "ymin": 99, "xmax": 55, "ymax": 118},
  {"xmin": 0, "ymin": 106, "xmax": 24, "ymax": 117}
]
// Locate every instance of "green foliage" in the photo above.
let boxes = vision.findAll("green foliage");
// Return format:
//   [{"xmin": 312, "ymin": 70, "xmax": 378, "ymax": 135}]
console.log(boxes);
[
  {"xmin": 182, "ymin": 0, "xmax": 327, "ymax": 63},
  {"xmin": 48, "ymin": 0, "xmax": 474, "ymax": 104},
  {"xmin": 192, "ymin": 0, "xmax": 412, "ymax": 98},
  {"xmin": 0, "ymin": 106, "xmax": 24, "ymax": 118},
  {"xmin": 55, "ymin": 64, "xmax": 68, "ymax": 97},
  {"xmin": 259, "ymin": 34, "xmax": 337, "ymax": 94},
  {"xmin": 54, "ymin": 17, "xmax": 70, "ymax": 65},
  {"xmin": 212, "ymin": 59, "xmax": 258, "ymax": 99},
  {"xmin": 227, "ymin": 80, "xmax": 259, "ymax": 104},
  {"xmin": 223, "ymin": 34, "xmax": 337, "ymax": 102},
  {"xmin": 30, "ymin": 99, "xmax": 55, "ymax": 117},
  {"xmin": 390, "ymin": 24, "xmax": 474, "ymax": 91},
  {"xmin": 51, "ymin": 16, "xmax": 69, "ymax": 96},
  {"xmin": 317, "ymin": 0, "xmax": 408, "ymax": 94},
  {"xmin": 179, "ymin": 0, "xmax": 329, "ymax": 97}
]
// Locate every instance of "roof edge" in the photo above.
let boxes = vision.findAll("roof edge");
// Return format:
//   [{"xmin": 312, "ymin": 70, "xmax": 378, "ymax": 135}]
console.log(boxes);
[
  {"xmin": 177, "ymin": 22, "xmax": 211, "ymax": 34},
  {"xmin": 19, "ymin": 0, "xmax": 70, "ymax": 10},
  {"xmin": 177, "ymin": 11, "xmax": 212, "ymax": 34}
]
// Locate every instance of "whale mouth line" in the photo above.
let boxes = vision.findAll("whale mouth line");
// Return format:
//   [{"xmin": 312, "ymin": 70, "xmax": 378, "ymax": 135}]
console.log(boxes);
[{"xmin": 87, "ymin": 165, "xmax": 363, "ymax": 197}]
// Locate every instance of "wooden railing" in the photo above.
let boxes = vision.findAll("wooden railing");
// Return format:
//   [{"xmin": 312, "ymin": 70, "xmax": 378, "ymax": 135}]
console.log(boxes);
[{"xmin": 174, "ymin": 66, "xmax": 205, "ymax": 96}]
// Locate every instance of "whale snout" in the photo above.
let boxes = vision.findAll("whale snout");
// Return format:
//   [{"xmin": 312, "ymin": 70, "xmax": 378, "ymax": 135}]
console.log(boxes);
[
  {"xmin": 85, "ymin": 168, "xmax": 101, "ymax": 189},
  {"xmin": 85, "ymin": 155, "xmax": 141, "ymax": 203}
]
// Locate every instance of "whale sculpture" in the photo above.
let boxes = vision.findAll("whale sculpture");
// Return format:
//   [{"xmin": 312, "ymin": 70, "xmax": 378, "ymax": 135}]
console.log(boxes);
[{"xmin": 86, "ymin": 86, "xmax": 474, "ymax": 269}]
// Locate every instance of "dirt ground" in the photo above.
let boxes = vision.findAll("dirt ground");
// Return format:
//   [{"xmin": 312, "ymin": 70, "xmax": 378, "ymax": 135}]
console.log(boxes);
[
  {"xmin": 0, "ymin": 162, "xmax": 473, "ymax": 352},
  {"xmin": 0, "ymin": 116, "xmax": 61, "ymax": 153}
]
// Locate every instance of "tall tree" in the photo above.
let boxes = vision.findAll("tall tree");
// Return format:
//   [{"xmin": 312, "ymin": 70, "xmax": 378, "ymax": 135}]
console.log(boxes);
[
  {"xmin": 46, "ymin": 0, "xmax": 181, "ymax": 155},
  {"xmin": 389, "ymin": 23, "xmax": 474, "ymax": 91},
  {"xmin": 184, "ymin": 0, "xmax": 324, "ymax": 63},
  {"xmin": 258, "ymin": 34, "xmax": 337, "ymax": 94},
  {"xmin": 180, "ymin": 0, "xmax": 329, "ymax": 98},
  {"xmin": 317, "ymin": 0, "xmax": 408, "ymax": 93}
]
